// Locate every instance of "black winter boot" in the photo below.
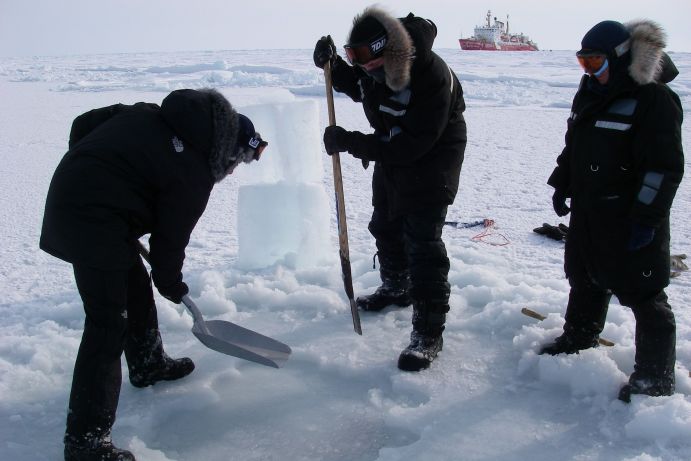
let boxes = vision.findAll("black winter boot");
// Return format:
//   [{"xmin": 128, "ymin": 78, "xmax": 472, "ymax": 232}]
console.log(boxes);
[
  {"xmin": 618, "ymin": 371, "xmax": 675, "ymax": 403},
  {"xmin": 539, "ymin": 333, "xmax": 599, "ymax": 355},
  {"xmin": 398, "ymin": 304, "xmax": 447, "ymax": 371},
  {"xmin": 398, "ymin": 330, "xmax": 444, "ymax": 372},
  {"xmin": 129, "ymin": 354, "xmax": 195, "ymax": 388},
  {"xmin": 64, "ymin": 434, "xmax": 135, "ymax": 461},
  {"xmin": 540, "ymin": 281, "xmax": 609, "ymax": 355},
  {"xmin": 356, "ymin": 270, "xmax": 412, "ymax": 312},
  {"xmin": 618, "ymin": 292, "xmax": 676, "ymax": 403},
  {"xmin": 125, "ymin": 330, "xmax": 195, "ymax": 388}
]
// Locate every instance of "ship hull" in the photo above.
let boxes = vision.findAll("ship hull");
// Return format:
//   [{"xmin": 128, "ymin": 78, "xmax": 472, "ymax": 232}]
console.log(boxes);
[{"xmin": 459, "ymin": 39, "xmax": 538, "ymax": 51}]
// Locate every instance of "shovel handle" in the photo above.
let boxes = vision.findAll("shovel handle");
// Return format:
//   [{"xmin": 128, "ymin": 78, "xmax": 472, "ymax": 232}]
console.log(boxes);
[
  {"xmin": 324, "ymin": 61, "xmax": 362, "ymax": 335},
  {"xmin": 181, "ymin": 294, "xmax": 210, "ymax": 332},
  {"xmin": 136, "ymin": 241, "xmax": 210, "ymax": 334},
  {"xmin": 136, "ymin": 240, "xmax": 153, "ymax": 264}
]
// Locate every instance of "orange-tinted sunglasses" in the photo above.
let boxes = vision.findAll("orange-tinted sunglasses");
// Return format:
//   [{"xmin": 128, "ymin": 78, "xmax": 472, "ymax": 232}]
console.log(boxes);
[{"xmin": 577, "ymin": 54, "xmax": 608, "ymax": 76}]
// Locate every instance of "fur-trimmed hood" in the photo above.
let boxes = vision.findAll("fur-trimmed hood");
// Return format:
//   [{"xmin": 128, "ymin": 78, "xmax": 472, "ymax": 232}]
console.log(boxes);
[
  {"xmin": 161, "ymin": 88, "xmax": 239, "ymax": 183},
  {"xmin": 349, "ymin": 7, "xmax": 414, "ymax": 91},
  {"xmin": 625, "ymin": 19, "xmax": 670, "ymax": 85}
]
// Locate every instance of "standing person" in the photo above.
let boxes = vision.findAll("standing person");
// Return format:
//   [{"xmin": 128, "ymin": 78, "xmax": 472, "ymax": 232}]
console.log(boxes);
[
  {"xmin": 541, "ymin": 20, "xmax": 684, "ymax": 402},
  {"xmin": 40, "ymin": 88, "xmax": 267, "ymax": 460},
  {"xmin": 313, "ymin": 6, "xmax": 467, "ymax": 371}
]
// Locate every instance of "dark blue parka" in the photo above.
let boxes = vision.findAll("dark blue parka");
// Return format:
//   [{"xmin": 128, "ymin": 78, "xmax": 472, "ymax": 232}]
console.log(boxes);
[{"xmin": 548, "ymin": 21, "xmax": 684, "ymax": 294}]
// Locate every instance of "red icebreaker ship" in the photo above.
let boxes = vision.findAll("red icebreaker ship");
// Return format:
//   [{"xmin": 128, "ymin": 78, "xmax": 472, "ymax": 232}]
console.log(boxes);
[{"xmin": 459, "ymin": 10, "xmax": 538, "ymax": 51}]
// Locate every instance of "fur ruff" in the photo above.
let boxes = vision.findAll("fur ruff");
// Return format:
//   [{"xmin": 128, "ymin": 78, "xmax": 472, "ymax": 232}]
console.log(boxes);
[
  {"xmin": 625, "ymin": 19, "xmax": 667, "ymax": 85},
  {"xmin": 200, "ymin": 88, "xmax": 240, "ymax": 182},
  {"xmin": 350, "ymin": 7, "xmax": 414, "ymax": 91}
]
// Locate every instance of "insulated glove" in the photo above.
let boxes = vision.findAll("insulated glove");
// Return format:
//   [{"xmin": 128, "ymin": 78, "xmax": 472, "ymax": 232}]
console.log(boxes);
[
  {"xmin": 552, "ymin": 190, "xmax": 570, "ymax": 217},
  {"xmin": 533, "ymin": 223, "xmax": 567, "ymax": 241},
  {"xmin": 313, "ymin": 35, "xmax": 337, "ymax": 69},
  {"xmin": 628, "ymin": 222, "xmax": 656, "ymax": 251},
  {"xmin": 157, "ymin": 280, "xmax": 189, "ymax": 304},
  {"xmin": 323, "ymin": 125, "xmax": 351, "ymax": 154}
]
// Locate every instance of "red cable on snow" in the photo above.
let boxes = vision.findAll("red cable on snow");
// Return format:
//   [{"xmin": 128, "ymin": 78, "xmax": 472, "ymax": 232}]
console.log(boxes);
[{"xmin": 470, "ymin": 220, "xmax": 510, "ymax": 246}]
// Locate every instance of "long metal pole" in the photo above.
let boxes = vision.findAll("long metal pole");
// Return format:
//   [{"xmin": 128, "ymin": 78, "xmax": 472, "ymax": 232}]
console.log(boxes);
[{"xmin": 324, "ymin": 61, "xmax": 362, "ymax": 335}]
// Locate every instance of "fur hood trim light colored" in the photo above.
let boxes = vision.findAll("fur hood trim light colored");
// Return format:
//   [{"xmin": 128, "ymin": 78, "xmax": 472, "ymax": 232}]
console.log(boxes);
[{"xmin": 626, "ymin": 19, "xmax": 667, "ymax": 85}]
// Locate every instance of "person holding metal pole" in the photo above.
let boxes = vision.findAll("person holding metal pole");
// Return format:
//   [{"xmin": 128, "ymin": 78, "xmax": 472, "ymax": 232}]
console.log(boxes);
[
  {"xmin": 313, "ymin": 6, "xmax": 467, "ymax": 371},
  {"xmin": 40, "ymin": 88, "xmax": 267, "ymax": 461}
]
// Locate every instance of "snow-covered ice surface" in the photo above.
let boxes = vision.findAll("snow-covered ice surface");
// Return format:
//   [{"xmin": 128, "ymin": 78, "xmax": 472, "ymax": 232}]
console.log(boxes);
[{"xmin": 1, "ymin": 49, "xmax": 691, "ymax": 460}]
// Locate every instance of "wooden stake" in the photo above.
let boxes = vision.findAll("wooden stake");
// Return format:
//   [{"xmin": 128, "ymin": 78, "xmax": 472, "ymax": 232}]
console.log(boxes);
[{"xmin": 521, "ymin": 307, "xmax": 615, "ymax": 347}]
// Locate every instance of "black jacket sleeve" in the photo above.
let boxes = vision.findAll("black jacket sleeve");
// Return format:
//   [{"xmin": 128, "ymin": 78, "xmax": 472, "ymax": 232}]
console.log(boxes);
[
  {"xmin": 344, "ymin": 64, "xmax": 458, "ymax": 165},
  {"xmin": 629, "ymin": 85, "xmax": 684, "ymax": 227},
  {"xmin": 547, "ymin": 84, "xmax": 586, "ymax": 195},
  {"xmin": 330, "ymin": 56, "xmax": 365, "ymax": 102},
  {"xmin": 547, "ymin": 128, "xmax": 573, "ymax": 194},
  {"xmin": 148, "ymin": 176, "xmax": 212, "ymax": 292}
]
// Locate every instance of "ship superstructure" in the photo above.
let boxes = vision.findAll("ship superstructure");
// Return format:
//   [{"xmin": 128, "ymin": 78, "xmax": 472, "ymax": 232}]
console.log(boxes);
[{"xmin": 459, "ymin": 10, "xmax": 538, "ymax": 51}]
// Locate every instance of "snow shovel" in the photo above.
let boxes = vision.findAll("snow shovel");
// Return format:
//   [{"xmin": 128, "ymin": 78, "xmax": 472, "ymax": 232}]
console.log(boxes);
[{"xmin": 137, "ymin": 241, "xmax": 291, "ymax": 368}]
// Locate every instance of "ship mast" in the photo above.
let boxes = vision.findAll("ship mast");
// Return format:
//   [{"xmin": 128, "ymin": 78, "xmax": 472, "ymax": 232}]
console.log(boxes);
[
  {"xmin": 506, "ymin": 14, "xmax": 510, "ymax": 34},
  {"xmin": 486, "ymin": 10, "xmax": 491, "ymax": 27}
]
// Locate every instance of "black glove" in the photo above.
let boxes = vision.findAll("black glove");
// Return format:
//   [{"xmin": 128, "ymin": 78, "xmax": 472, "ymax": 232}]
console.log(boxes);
[
  {"xmin": 313, "ymin": 35, "xmax": 337, "ymax": 69},
  {"xmin": 324, "ymin": 125, "xmax": 351, "ymax": 154},
  {"xmin": 552, "ymin": 190, "xmax": 570, "ymax": 217},
  {"xmin": 533, "ymin": 223, "xmax": 567, "ymax": 241},
  {"xmin": 157, "ymin": 280, "xmax": 189, "ymax": 304},
  {"xmin": 628, "ymin": 222, "xmax": 656, "ymax": 251}
]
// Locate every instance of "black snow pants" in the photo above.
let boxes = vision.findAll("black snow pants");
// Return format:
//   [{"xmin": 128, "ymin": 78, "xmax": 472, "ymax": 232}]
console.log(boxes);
[
  {"xmin": 564, "ymin": 266, "xmax": 676, "ymax": 380},
  {"xmin": 368, "ymin": 205, "xmax": 451, "ymax": 331},
  {"xmin": 66, "ymin": 256, "xmax": 159, "ymax": 440}
]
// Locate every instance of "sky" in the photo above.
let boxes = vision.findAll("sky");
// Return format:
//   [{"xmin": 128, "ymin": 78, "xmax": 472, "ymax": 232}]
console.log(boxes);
[{"xmin": 1, "ymin": 0, "xmax": 691, "ymax": 57}]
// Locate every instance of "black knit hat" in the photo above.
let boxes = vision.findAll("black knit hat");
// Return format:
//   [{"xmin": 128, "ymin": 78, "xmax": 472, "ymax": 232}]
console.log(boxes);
[
  {"xmin": 578, "ymin": 20, "xmax": 631, "ymax": 58},
  {"xmin": 235, "ymin": 114, "xmax": 263, "ymax": 155},
  {"xmin": 347, "ymin": 15, "xmax": 387, "ymax": 50}
]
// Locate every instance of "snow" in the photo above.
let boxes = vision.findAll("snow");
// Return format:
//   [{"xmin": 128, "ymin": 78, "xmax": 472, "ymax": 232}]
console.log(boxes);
[{"xmin": 1, "ymin": 48, "xmax": 691, "ymax": 461}]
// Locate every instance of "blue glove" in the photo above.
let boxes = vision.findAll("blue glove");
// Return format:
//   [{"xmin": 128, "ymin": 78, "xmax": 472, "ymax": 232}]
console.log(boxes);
[
  {"xmin": 628, "ymin": 223, "xmax": 655, "ymax": 251},
  {"xmin": 323, "ymin": 125, "xmax": 351, "ymax": 154},
  {"xmin": 552, "ymin": 190, "xmax": 570, "ymax": 217}
]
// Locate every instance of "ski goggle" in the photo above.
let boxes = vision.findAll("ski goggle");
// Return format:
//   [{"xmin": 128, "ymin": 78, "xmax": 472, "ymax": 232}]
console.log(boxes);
[
  {"xmin": 249, "ymin": 137, "xmax": 268, "ymax": 161},
  {"xmin": 344, "ymin": 35, "xmax": 387, "ymax": 66},
  {"xmin": 576, "ymin": 53, "xmax": 608, "ymax": 77}
]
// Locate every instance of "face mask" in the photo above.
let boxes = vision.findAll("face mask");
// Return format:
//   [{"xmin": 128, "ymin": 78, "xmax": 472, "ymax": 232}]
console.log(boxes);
[
  {"xmin": 229, "ymin": 147, "xmax": 256, "ymax": 172},
  {"xmin": 365, "ymin": 67, "xmax": 386, "ymax": 83},
  {"xmin": 239, "ymin": 147, "xmax": 256, "ymax": 164}
]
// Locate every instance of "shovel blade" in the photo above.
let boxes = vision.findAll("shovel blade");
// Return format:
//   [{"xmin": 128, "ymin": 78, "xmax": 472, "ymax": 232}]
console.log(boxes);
[{"xmin": 192, "ymin": 320, "xmax": 291, "ymax": 368}]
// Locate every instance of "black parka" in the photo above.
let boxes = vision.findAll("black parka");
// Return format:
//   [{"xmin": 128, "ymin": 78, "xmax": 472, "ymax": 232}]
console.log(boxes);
[
  {"xmin": 548, "ymin": 22, "xmax": 684, "ymax": 293},
  {"xmin": 331, "ymin": 12, "xmax": 467, "ymax": 216},
  {"xmin": 40, "ymin": 89, "xmax": 240, "ymax": 292}
]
